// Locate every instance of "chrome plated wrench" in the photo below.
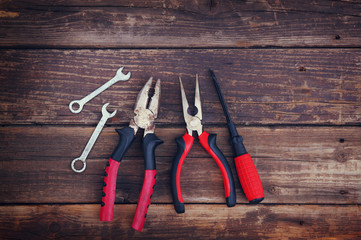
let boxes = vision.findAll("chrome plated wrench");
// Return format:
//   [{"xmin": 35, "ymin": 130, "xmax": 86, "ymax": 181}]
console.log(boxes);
[
  {"xmin": 71, "ymin": 103, "xmax": 117, "ymax": 173},
  {"xmin": 69, "ymin": 67, "xmax": 131, "ymax": 114}
]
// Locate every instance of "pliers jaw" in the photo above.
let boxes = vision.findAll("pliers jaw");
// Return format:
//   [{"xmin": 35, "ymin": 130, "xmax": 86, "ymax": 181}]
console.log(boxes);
[
  {"xmin": 129, "ymin": 77, "xmax": 161, "ymax": 137},
  {"xmin": 179, "ymin": 74, "xmax": 203, "ymax": 136}
]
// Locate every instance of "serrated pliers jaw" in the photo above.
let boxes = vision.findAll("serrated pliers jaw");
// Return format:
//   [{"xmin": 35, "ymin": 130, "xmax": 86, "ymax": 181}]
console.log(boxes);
[{"xmin": 129, "ymin": 77, "xmax": 161, "ymax": 137}]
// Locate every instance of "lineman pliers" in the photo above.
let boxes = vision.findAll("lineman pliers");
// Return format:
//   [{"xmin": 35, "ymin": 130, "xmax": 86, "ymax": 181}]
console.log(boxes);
[{"xmin": 100, "ymin": 77, "xmax": 163, "ymax": 232}]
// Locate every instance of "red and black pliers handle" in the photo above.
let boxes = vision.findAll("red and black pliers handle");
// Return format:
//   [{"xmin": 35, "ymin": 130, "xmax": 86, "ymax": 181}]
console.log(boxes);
[
  {"xmin": 100, "ymin": 77, "xmax": 162, "ymax": 232},
  {"xmin": 171, "ymin": 131, "xmax": 236, "ymax": 213},
  {"xmin": 100, "ymin": 128, "xmax": 163, "ymax": 229}
]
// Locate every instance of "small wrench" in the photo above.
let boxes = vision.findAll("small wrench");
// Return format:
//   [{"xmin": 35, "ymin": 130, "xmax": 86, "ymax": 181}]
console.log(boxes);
[
  {"xmin": 69, "ymin": 67, "xmax": 131, "ymax": 114},
  {"xmin": 71, "ymin": 103, "xmax": 117, "ymax": 173}
]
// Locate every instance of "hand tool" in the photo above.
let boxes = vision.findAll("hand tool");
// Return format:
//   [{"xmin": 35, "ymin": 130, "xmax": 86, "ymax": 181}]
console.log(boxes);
[
  {"xmin": 69, "ymin": 67, "xmax": 131, "ymax": 114},
  {"xmin": 71, "ymin": 103, "xmax": 117, "ymax": 173},
  {"xmin": 100, "ymin": 77, "xmax": 163, "ymax": 232},
  {"xmin": 170, "ymin": 74, "xmax": 236, "ymax": 214},
  {"xmin": 209, "ymin": 69, "xmax": 264, "ymax": 204}
]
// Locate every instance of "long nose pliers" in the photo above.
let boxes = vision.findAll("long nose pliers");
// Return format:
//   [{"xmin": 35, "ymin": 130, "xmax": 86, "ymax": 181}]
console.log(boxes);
[
  {"xmin": 170, "ymin": 75, "xmax": 236, "ymax": 213},
  {"xmin": 100, "ymin": 77, "xmax": 163, "ymax": 232}
]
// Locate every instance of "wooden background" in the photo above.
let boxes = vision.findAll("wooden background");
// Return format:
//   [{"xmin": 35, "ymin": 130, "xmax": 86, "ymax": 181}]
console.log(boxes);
[{"xmin": 0, "ymin": 0, "xmax": 360, "ymax": 239}]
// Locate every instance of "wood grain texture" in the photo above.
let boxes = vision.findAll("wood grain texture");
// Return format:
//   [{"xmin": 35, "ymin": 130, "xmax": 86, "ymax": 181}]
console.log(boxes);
[
  {"xmin": 1, "ymin": 49, "xmax": 360, "ymax": 125},
  {"xmin": 1, "ymin": 1, "xmax": 360, "ymax": 239},
  {"xmin": 0, "ymin": 204, "xmax": 360, "ymax": 239},
  {"xmin": 1, "ymin": 126, "xmax": 359, "ymax": 204},
  {"xmin": 0, "ymin": 0, "xmax": 360, "ymax": 48}
]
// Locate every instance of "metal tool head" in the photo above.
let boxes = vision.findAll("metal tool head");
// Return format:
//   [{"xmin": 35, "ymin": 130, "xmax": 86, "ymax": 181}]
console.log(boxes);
[
  {"xmin": 114, "ymin": 67, "xmax": 131, "ymax": 81},
  {"xmin": 179, "ymin": 75, "xmax": 203, "ymax": 136},
  {"xmin": 102, "ymin": 103, "xmax": 117, "ymax": 118},
  {"xmin": 130, "ymin": 77, "xmax": 161, "ymax": 136}
]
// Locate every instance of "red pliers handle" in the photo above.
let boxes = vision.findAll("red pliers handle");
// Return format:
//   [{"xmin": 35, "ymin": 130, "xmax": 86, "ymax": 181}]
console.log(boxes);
[
  {"xmin": 100, "ymin": 128, "xmax": 163, "ymax": 230},
  {"xmin": 100, "ymin": 77, "xmax": 162, "ymax": 232},
  {"xmin": 171, "ymin": 132, "xmax": 236, "ymax": 213}
]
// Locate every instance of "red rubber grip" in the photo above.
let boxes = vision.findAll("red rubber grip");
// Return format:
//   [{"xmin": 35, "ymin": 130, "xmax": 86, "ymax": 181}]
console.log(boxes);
[
  {"xmin": 176, "ymin": 133, "xmax": 194, "ymax": 203},
  {"xmin": 131, "ymin": 170, "xmax": 157, "ymax": 232},
  {"xmin": 234, "ymin": 153, "xmax": 264, "ymax": 202},
  {"xmin": 100, "ymin": 158, "xmax": 120, "ymax": 221},
  {"xmin": 199, "ymin": 131, "xmax": 231, "ymax": 198}
]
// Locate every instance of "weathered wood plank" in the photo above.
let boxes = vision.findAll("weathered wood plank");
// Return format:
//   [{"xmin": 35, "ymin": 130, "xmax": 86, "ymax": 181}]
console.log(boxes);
[
  {"xmin": 1, "ymin": 49, "xmax": 360, "ymax": 125},
  {"xmin": 0, "ymin": 0, "xmax": 360, "ymax": 48},
  {"xmin": 0, "ymin": 204, "xmax": 360, "ymax": 239},
  {"xmin": 0, "ymin": 126, "xmax": 359, "ymax": 204}
]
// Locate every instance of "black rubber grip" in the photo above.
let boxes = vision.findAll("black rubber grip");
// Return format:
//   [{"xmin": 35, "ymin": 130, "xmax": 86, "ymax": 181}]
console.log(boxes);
[
  {"xmin": 170, "ymin": 133, "xmax": 194, "ymax": 214},
  {"xmin": 171, "ymin": 136, "xmax": 186, "ymax": 213},
  {"xmin": 142, "ymin": 133, "xmax": 164, "ymax": 170},
  {"xmin": 204, "ymin": 133, "xmax": 236, "ymax": 207},
  {"xmin": 111, "ymin": 126, "xmax": 136, "ymax": 162},
  {"xmin": 230, "ymin": 135, "xmax": 248, "ymax": 157}
]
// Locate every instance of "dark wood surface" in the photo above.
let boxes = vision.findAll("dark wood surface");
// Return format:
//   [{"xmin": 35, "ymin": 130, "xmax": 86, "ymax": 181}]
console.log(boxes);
[{"xmin": 0, "ymin": 1, "xmax": 360, "ymax": 239}]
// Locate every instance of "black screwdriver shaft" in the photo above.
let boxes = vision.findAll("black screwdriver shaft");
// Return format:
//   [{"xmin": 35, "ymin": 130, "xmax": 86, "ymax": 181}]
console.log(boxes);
[
  {"xmin": 209, "ymin": 69, "xmax": 240, "ymax": 140},
  {"xmin": 209, "ymin": 69, "xmax": 247, "ymax": 156},
  {"xmin": 210, "ymin": 69, "xmax": 232, "ymax": 123}
]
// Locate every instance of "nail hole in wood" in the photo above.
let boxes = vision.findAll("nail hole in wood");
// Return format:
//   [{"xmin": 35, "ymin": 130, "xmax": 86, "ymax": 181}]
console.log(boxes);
[
  {"xmin": 298, "ymin": 66, "xmax": 306, "ymax": 72},
  {"xmin": 339, "ymin": 190, "xmax": 348, "ymax": 195},
  {"xmin": 335, "ymin": 35, "xmax": 341, "ymax": 40},
  {"xmin": 339, "ymin": 138, "xmax": 345, "ymax": 143},
  {"xmin": 299, "ymin": 221, "xmax": 304, "ymax": 226}
]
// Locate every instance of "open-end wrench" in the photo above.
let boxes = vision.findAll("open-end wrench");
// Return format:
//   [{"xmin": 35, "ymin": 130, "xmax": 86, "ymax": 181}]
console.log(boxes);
[
  {"xmin": 71, "ymin": 103, "xmax": 117, "ymax": 173},
  {"xmin": 69, "ymin": 67, "xmax": 131, "ymax": 114}
]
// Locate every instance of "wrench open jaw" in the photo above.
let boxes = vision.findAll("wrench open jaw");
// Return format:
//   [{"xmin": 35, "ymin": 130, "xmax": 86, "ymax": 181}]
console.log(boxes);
[
  {"xmin": 69, "ymin": 67, "xmax": 131, "ymax": 114},
  {"xmin": 71, "ymin": 103, "xmax": 117, "ymax": 173}
]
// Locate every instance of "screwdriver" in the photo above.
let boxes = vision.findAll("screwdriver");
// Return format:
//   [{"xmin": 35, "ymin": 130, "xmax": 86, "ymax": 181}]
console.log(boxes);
[{"xmin": 209, "ymin": 69, "xmax": 264, "ymax": 204}]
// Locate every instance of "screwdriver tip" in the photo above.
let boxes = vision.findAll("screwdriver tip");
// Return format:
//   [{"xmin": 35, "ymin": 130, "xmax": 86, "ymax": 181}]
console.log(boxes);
[{"xmin": 209, "ymin": 69, "xmax": 217, "ymax": 83}]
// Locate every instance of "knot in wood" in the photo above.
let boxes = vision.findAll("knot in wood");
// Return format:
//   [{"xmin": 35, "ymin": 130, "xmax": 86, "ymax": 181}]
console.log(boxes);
[
  {"xmin": 336, "ymin": 151, "xmax": 347, "ymax": 163},
  {"xmin": 49, "ymin": 222, "xmax": 61, "ymax": 233},
  {"xmin": 269, "ymin": 186, "xmax": 279, "ymax": 194}
]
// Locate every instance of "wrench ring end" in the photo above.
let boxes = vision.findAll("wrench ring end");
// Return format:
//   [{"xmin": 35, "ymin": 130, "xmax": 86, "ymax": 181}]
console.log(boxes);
[
  {"xmin": 71, "ymin": 158, "xmax": 86, "ymax": 173},
  {"xmin": 69, "ymin": 100, "xmax": 83, "ymax": 114}
]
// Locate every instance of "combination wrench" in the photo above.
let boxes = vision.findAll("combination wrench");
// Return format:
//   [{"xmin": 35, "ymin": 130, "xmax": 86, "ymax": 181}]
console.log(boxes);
[
  {"xmin": 71, "ymin": 103, "xmax": 117, "ymax": 173},
  {"xmin": 69, "ymin": 67, "xmax": 131, "ymax": 114}
]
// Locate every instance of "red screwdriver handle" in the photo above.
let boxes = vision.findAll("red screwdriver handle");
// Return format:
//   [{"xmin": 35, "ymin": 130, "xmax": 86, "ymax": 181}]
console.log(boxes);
[
  {"xmin": 234, "ymin": 153, "xmax": 264, "ymax": 203},
  {"xmin": 170, "ymin": 133, "xmax": 194, "ymax": 213},
  {"xmin": 199, "ymin": 131, "xmax": 236, "ymax": 207}
]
